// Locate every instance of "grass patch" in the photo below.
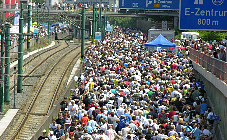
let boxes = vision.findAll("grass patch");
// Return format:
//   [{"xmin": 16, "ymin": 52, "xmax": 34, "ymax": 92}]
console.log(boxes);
[
  {"xmin": 27, "ymin": 38, "xmax": 52, "ymax": 53},
  {"xmin": 0, "ymin": 103, "xmax": 10, "ymax": 121}
]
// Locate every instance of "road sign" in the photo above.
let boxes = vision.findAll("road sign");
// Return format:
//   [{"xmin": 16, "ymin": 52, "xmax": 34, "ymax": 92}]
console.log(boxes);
[
  {"xmin": 95, "ymin": 32, "xmax": 101, "ymax": 41},
  {"xmin": 119, "ymin": 0, "xmax": 179, "ymax": 10},
  {"xmin": 106, "ymin": 23, "xmax": 113, "ymax": 32},
  {"xmin": 180, "ymin": 0, "xmax": 227, "ymax": 30}
]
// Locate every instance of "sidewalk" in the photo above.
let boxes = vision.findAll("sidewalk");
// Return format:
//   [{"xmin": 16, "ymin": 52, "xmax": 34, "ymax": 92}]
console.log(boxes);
[{"xmin": 0, "ymin": 109, "xmax": 18, "ymax": 136}]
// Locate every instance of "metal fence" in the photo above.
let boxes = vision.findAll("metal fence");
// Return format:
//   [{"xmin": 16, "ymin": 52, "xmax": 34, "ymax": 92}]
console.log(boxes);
[{"xmin": 189, "ymin": 48, "xmax": 227, "ymax": 83}]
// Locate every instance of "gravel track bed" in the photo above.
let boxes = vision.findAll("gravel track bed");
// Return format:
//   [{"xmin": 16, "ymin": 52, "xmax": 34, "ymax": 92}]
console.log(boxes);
[{"xmin": 0, "ymin": 41, "xmax": 80, "ymax": 140}]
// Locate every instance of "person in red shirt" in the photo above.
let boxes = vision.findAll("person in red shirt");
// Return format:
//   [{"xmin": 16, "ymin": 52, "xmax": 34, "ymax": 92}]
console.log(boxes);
[
  {"xmin": 81, "ymin": 112, "xmax": 89, "ymax": 126},
  {"xmin": 168, "ymin": 106, "xmax": 177, "ymax": 119},
  {"xmin": 171, "ymin": 63, "xmax": 178, "ymax": 70},
  {"xmin": 132, "ymin": 116, "xmax": 140, "ymax": 127}
]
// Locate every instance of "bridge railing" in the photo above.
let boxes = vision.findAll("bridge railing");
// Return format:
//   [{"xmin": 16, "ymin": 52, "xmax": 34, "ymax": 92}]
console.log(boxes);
[
  {"xmin": 189, "ymin": 48, "xmax": 227, "ymax": 83},
  {"xmin": 0, "ymin": 3, "xmax": 118, "ymax": 12}
]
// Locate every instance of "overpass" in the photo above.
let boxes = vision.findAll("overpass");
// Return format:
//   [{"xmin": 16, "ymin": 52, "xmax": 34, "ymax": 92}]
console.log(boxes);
[{"xmin": 0, "ymin": 8, "xmax": 179, "ymax": 17}]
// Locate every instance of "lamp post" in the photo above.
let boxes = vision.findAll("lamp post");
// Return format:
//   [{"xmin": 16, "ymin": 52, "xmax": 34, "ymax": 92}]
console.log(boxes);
[
  {"xmin": 27, "ymin": 4, "xmax": 31, "ymax": 50},
  {"xmin": 48, "ymin": 6, "xmax": 50, "ymax": 40},
  {"xmin": 17, "ymin": 3, "xmax": 24, "ymax": 93},
  {"xmin": 4, "ymin": 23, "xmax": 10, "ymax": 103},
  {"xmin": 13, "ymin": 67, "xmax": 16, "ymax": 109},
  {"xmin": 0, "ymin": 26, "xmax": 4, "ymax": 112},
  {"xmin": 92, "ymin": 4, "xmax": 95, "ymax": 43},
  {"xmin": 36, "ymin": 5, "xmax": 39, "ymax": 44},
  {"xmin": 81, "ymin": 7, "xmax": 85, "ymax": 58}
]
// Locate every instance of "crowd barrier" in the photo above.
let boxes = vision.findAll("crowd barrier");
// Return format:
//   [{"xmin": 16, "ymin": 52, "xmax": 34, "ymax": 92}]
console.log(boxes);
[{"xmin": 189, "ymin": 48, "xmax": 227, "ymax": 83}]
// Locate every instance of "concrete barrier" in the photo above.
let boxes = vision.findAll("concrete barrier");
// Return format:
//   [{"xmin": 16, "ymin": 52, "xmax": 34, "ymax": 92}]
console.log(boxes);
[{"xmin": 192, "ymin": 61, "xmax": 226, "ymax": 140}]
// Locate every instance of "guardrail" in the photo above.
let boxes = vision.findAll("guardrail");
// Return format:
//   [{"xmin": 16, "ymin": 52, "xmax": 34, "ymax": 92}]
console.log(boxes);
[{"xmin": 189, "ymin": 48, "xmax": 227, "ymax": 83}]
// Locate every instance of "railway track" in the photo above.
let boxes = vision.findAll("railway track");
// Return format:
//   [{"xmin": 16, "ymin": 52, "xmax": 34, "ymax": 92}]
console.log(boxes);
[
  {"xmin": 6, "ymin": 41, "xmax": 83, "ymax": 140},
  {"xmin": 9, "ymin": 36, "xmax": 75, "ymax": 91},
  {"xmin": 9, "ymin": 40, "xmax": 70, "ymax": 91}
]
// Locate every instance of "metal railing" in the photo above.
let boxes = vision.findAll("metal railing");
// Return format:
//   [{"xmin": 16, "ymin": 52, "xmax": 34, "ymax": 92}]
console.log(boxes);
[
  {"xmin": 189, "ymin": 48, "xmax": 227, "ymax": 83},
  {"xmin": 0, "ymin": 3, "xmax": 119, "ymax": 12}
]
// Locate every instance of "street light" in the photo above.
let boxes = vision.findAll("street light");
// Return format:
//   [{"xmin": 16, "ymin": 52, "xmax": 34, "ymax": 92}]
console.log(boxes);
[{"xmin": 13, "ymin": 67, "xmax": 16, "ymax": 109}]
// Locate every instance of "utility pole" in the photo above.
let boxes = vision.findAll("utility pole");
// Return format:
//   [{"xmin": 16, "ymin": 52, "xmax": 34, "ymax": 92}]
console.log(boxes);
[
  {"xmin": 36, "ymin": 6, "xmax": 39, "ymax": 44},
  {"xmin": 79, "ymin": 15, "xmax": 81, "ymax": 42},
  {"xmin": 17, "ymin": 3, "xmax": 23, "ymax": 93},
  {"xmin": 81, "ymin": 7, "xmax": 85, "ymax": 58},
  {"xmin": 104, "ymin": 9, "xmax": 106, "ymax": 38},
  {"xmin": 92, "ymin": 4, "xmax": 95, "ymax": 43},
  {"xmin": 27, "ymin": 4, "xmax": 31, "ymax": 50},
  {"xmin": 4, "ymin": 23, "xmax": 10, "ymax": 103},
  {"xmin": 48, "ymin": 6, "xmax": 50, "ymax": 40},
  {"xmin": 99, "ymin": 7, "xmax": 102, "ymax": 32},
  {"xmin": 0, "ymin": 26, "xmax": 4, "ymax": 111},
  {"xmin": 95, "ymin": 8, "xmax": 97, "ymax": 33}
]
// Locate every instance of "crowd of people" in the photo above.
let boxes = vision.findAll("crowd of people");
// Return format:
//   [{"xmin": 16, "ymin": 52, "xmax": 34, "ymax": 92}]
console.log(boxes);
[
  {"xmin": 39, "ymin": 28, "xmax": 216, "ymax": 140},
  {"xmin": 180, "ymin": 38, "xmax": 226, "ymax": 62}
]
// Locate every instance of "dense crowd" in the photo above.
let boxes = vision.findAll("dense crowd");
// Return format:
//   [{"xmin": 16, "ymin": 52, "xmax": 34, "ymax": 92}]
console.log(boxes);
[
  {"xmin": 180, "ymin": 38, "xmax": 226, "ymax": 62},
  {"xmin": 39, "ymin": 28, "xmax": 215, "ymax": 140}
]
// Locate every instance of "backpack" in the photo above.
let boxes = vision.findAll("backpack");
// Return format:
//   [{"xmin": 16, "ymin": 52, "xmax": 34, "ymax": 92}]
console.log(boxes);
[
  {"xmin": 115, "ymin": 124, "xmax": 119, "ymax": 132},
  {"xmin": 159, "ymin": 113, "xmax": 167, "ymax": 123},
  {"xmin": 92, "ymin": 109, "xmax": 100, "ymax": 118}
]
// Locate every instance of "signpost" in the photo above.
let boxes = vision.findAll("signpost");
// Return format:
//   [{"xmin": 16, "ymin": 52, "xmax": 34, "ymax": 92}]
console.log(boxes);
[
  {"xmin": 162, "ymin": 21, "xmax": 167, "ymax": 30},
  {"xmin": 95, "ymin": 32, "xmax": 101, "ymax": 41},
  {"xmin": 180, "ymin": 0, "xmax": 227, "ymax": 30},
  {"xmin": 119, "ymin": 0, "xmax": 179, "ymax": 10}
]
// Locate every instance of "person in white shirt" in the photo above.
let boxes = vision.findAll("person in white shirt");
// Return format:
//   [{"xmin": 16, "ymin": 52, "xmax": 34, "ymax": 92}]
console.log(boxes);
[
  {"xmin": 118, "ymin": 94, "xmax": 124, "ymax": 106},
  {"xmin": 49, "ymin": 120, "xmax": 59, "ymax": 131},
  {"xmin": 68, "ymin": 100, "xmax": 78, "ymax": 117},
  {"xmin": 158, "ymin": 102, "xmax": 166, "ymax": 113},
  {"xmin": 88, "ymin": 106, "xmax": 95, "ymax": 116},
  {"xmin": 202, "ymin": 126, "xmax": 212, "ymax": 138},
  {"xmin": 48, "ymin": 131, "xmax": 57, "ymax": 140},
  {"xmin": 117, "ymin": 105, "xmax": 125, "ymax": 118}
]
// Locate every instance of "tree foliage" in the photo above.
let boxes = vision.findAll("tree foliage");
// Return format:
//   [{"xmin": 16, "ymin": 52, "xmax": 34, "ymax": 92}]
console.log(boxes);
[
  {"xmin": 34, "ymin": 0, "xmax": 45, "ymax": 5},
  {"xmin": 107, "ymin": 17, "xmax": 141, "ymax": 28},
  {"xmin": 173, "ymin": 27, "xmax": 227, "ymax": 41}
]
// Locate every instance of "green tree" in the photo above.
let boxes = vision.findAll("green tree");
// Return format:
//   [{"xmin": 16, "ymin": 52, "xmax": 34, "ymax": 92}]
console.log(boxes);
[
  {"xmin": 34, "ymin": 0, "xmax": 45, "ymax": 5},
  {"xmin": 107, "ymin": 17, "xmax": 141, "ymax": 28}
]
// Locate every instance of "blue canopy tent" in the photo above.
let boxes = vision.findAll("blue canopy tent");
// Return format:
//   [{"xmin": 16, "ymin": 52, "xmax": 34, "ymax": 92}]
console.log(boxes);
[
  {"xmin": 145, "ymin": 34, "xmax": 176, "ymax": 51},
  {"xmin": 43, "ymin": 25, "xmax": 53, "ymax": 29}
]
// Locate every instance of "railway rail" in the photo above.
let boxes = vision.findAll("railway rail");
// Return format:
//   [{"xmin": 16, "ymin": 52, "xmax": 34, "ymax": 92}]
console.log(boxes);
[
  {"xmin": 9, "ymin": 41, "xmax": 70, "ymax": 91},
  {"xmin": 5, "ymin": 40, "xmax": 83, "ymax": 140}
]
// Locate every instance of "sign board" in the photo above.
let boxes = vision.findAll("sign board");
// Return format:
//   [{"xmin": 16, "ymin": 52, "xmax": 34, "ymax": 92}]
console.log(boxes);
[
  {"xmin": 162, "ymin": 21, "xmax": 167, "ymax": 30},
  {"xmin": 34, "ymin": 28, "xmax": 38, "ymax": 34},
  {"xmin": 210, "ymin": 115, "xmax": 220, "ymax": 121},
  {"xmin": 180, "ymin": 0, "xmax": 227, "ymax": 30},
  {"xmin": 50, "ymin": 27, "xmax": 55, "ymax": 32},
  {"xmin": 119, "ymin": 0, "xmax": 179, "ymax": 10},
  {"xmin": 95, "ymin": 32, "xmax": 101, "ymax": 40},
  {"xmin": 106, "ymin": 23, "xmax": 113, "ymax": 31}
]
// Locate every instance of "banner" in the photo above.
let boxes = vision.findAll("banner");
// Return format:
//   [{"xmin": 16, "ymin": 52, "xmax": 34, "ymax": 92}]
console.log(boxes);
[{"xmin": 95, "ymin": 32, "xmax": 101, "ymax": 40}]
